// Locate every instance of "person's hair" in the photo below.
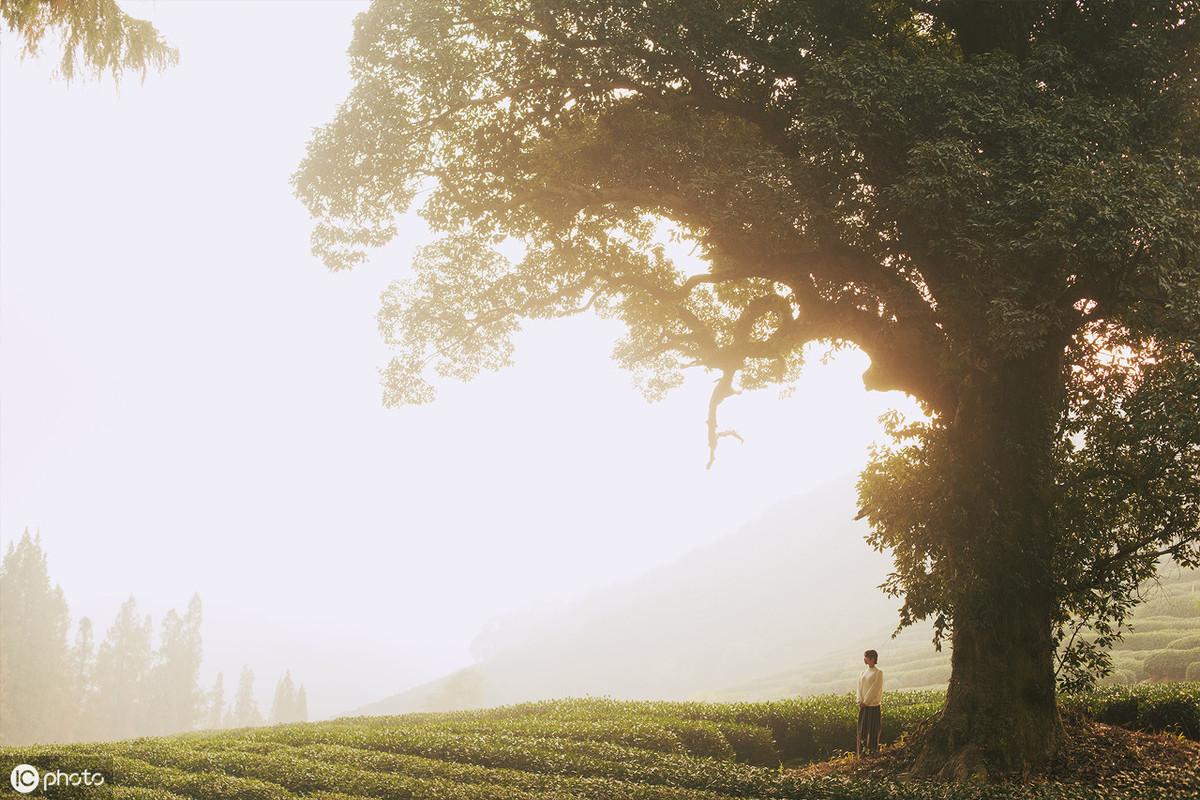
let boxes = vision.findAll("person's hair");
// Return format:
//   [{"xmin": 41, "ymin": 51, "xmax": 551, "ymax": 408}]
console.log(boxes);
[{"xmin": 864, "ymin": 649, "xmax": 878, "ymax": 663}]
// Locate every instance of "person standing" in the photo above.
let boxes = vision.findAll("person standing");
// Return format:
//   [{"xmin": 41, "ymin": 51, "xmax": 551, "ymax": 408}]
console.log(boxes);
[{"xmin": 856, "ymin": 649, "xmax": 883, "ymax": 756}]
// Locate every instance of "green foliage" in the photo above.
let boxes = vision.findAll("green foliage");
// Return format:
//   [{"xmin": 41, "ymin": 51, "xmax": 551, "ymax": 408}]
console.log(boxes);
[
  {"xmin": 1069, "ymin": 682, "xmax": 1200, "ymax": 740},
  {"xmin": 113, "ymin": 787, "xmax": 191, "ymax": 800},
  {"xmin": 292, "ymin": 0, "xmax": 1200, "ymax": 427},
  {"xmin": 1146, "ymin": 596, "xmax": 1200, "ymax": 617},
  {"xmin": 1108, "ymin": 669, "xmax": 1137, "ymax": 685},
  {"xmin": 1167, "ymin": 634, "xmax": 1200, "ymax": 650},
  {"xmin": 859, "ymin": 337, "xmax": 1200, "ymax": 693},
  {"xmin": 2, "ymin": 685, "xmax": 1197, "ymax": 799},
  {"xmin": 713, "ymin": 723, "xmax": 777, "ymax": 766},
  {"xmin": 1143, "ymin": 649, "xmax": 1200, "ymax": 681},
  {"xmin": 1048, "ymin": 339, "xmax": 1200, "ymax": 690},
  {"xmin": 1113, "ymin": 631, "xmax": 1195, "ymax": 651},
  {"xmin": 0, "ymin": 0, "xmax": 177, "ymax": 83},
  {"xmin": 662, "ymin": 720, "xmax": 735, "ymax": 761}
]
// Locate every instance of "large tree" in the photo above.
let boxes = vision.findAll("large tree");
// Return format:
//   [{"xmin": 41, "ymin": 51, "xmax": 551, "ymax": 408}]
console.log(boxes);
[{"xmin": 294, "ymin": 0, "xmax": 1200, "ymax": 778}]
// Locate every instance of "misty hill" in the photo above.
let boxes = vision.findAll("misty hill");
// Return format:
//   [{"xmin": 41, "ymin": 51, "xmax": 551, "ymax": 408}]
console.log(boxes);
[
  {"xmin": 355, "ymin": 478, "xmax": 906, "ymax": 715},
  {"xmin": 716, "ymin": 564, "xmax": 1200, "ymax": 701},
  {"xmin": 357, "ymin": 478, "xmax": 1200, "ymax": 717}
]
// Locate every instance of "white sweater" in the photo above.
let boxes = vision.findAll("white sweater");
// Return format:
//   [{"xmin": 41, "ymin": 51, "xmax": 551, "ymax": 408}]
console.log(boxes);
[{"xmin": 857, "ymin": 665, "xmax": 883, "ymax": 707}]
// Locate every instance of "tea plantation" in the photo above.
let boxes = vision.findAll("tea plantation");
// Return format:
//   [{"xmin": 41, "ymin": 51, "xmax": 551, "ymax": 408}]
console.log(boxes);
[{"xmin": 5, "ymin": 684, "xmax": 1197, "ymax": 800}]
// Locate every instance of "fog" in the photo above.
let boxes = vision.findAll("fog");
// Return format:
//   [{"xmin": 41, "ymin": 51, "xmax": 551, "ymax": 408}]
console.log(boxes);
[
  {"xmin": 358, "ymin": 478, "xmax": 909, "ymax": 715},
  {"xmin": 1, "ymin": 1, "xmax": 924, "ymax": 730}
]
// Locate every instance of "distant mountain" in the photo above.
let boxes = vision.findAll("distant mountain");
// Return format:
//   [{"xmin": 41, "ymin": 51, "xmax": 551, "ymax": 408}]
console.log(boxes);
[{"xmin": 352, "ymin": 477, "xmax": 907, "ymax": 716}]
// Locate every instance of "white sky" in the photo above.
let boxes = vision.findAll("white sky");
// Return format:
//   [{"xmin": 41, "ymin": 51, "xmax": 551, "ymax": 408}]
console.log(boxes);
[{"xmin": 0, "ymin": 0, "xmax": 922, "ymax": 718}]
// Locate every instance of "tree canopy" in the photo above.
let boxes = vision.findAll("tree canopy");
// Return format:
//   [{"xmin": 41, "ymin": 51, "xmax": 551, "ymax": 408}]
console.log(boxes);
[
  {"xmin": 296, "ymin": 1, "xmax": 1197, "ymax": 417},
  {"xmin": 298, "ymin": 0, "xmax": 1200, "ymax": 778},
  {"xmin": 0, "ymin": 0, "xmax": 176, "ymax": 83}
]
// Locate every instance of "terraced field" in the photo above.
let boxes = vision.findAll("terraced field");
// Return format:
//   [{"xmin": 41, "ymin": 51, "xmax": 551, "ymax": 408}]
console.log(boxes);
[{"xmin": 6, "ymin": 684, "xmax": 1198, "ymax": 799}]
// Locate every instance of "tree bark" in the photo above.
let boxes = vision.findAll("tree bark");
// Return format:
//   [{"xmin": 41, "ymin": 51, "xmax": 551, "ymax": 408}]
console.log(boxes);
[{"xmin": 910, "ymin": 344, "xmax": 1067, "ymax": 780}]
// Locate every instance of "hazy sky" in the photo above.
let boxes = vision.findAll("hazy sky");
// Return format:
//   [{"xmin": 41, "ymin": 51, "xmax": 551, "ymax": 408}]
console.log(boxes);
[{"xmin": 0, "ymin": 1, "xmax": 922, "ymax": 718}]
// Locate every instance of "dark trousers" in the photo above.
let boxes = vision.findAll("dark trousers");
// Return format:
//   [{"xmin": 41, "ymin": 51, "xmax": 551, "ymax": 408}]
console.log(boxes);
[{"xmin": 857, "ymin": 705, "xmax": 881, "ymax": 755}]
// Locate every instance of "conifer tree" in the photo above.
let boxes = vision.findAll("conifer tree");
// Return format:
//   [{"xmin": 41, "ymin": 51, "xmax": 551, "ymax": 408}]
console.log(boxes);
[
  {"xmin": 295, "ymin": 684, "xmax": 308, "ymax": 723},
  {"xmin": 230, "ymin": 666, "xmax": 262, "ymax": 728},
  {"xmin": 85, "ymin": 596, "xmax": 153, "ymax": 741},
  {"xmin": 67, "ymin": 617, "xmax": 94, "ymax": 741},
  {"xmin": 206, "ymin": 672, "xmax": 226, "ymax": 730},
  {"xmin": 148, "ymin": 594, "xmax": 204, "ymax": 735},
  {"xmin": 0, "ymin": 530, "xmax": 74, "ymax": 744},
  {"xmin": 270, "ymin": 669, "xmax": 298, "ymax": 724}
]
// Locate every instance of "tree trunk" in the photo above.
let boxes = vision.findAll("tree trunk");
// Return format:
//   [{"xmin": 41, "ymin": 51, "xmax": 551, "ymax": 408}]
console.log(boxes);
[{"xmin": 910, "ymin": 344, "xmax": 1067, "ymax": 780}]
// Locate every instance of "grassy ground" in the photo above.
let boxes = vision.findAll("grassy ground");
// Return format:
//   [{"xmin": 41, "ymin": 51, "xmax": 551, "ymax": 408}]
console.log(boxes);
[{"xmin": 4, "ymin": 684, "xmax": 1197, "ymax": 799}]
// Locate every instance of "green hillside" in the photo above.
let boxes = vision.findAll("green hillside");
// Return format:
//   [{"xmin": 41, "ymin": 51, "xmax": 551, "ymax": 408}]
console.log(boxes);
[
  {"xmin": 5, "ymin": 684, "xmax": 1197, "ymax": 800},
  {"xmin": 716, "ymin": 566, "xmax": 1200, "ymax": 700}
]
